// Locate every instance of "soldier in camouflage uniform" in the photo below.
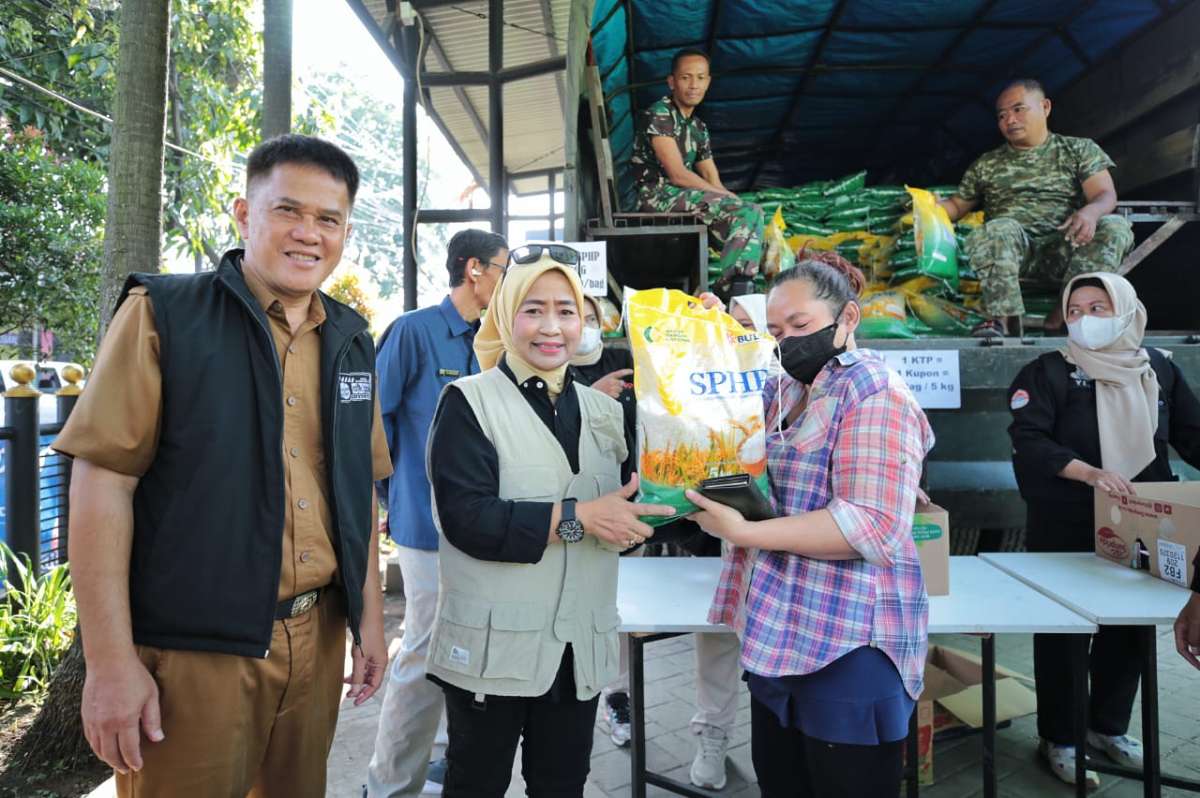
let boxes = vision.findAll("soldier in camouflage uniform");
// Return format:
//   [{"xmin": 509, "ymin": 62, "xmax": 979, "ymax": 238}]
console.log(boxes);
[
  {"xmin": 629, "ymin": 48, "xmax": 764, "ymax": 289},
  {"xmin": 940, "ymin": 79, "xmax": 1133, "ymax": 337}
]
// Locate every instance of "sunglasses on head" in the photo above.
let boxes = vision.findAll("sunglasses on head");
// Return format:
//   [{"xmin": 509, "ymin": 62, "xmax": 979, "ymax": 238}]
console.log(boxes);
[{"xmin": 506, "ymin": 244, "xmax": 581, "ymax": 274}]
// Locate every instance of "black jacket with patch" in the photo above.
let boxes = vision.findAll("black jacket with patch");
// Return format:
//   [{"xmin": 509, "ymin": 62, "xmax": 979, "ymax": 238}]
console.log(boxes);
[
  {"xmin": 1008, "ymin": 349, "xmax": 1200, "ymax": 565},
  {"xmin": 118, "ymin": 250, "xmax": 377, "ymax": 657}
]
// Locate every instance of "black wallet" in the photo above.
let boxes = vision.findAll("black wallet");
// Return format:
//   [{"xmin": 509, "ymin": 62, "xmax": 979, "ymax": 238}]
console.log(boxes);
[{"xmin": 697, "ymin": 473, "xmax": 777, "ymax": 521}]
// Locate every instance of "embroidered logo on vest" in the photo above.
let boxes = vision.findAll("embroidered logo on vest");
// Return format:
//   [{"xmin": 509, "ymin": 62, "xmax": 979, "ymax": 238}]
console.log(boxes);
[{"xmin": 338, "ymin": 372, "xmax": 372, "ymax": 402}]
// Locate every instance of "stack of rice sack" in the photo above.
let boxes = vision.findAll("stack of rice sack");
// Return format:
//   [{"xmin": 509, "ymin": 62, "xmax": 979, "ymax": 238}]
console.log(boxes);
[{"xmin": 726, "ymin": 173, "xmax": 1015, "ymax": 338}]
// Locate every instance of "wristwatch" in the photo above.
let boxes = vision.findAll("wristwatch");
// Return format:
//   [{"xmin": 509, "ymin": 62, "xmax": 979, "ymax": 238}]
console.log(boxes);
[{"xmin": 556, "ymin": 498, "xmax": 585, "ymax": 543}]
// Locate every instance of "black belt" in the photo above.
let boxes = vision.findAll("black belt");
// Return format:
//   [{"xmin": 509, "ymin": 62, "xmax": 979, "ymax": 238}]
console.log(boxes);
[{"xmin": 275, "ymin": 588, "xmax": 322, "ymax": 620}]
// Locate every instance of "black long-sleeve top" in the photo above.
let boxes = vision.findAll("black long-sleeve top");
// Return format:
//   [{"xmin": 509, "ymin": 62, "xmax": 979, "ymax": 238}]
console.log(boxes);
[
  {"xmin": 1008, "ymin": 351, "xmax": 1200, "ymax": 589},
  {"xmin": 427, "ymin": 357, "xmax": 635, "ymax": 565}
]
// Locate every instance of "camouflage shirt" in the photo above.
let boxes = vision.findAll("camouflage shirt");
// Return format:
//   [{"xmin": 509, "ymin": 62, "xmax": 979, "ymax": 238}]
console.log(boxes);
[
  {"xmin": 958, "ymin": 133, "xmax": 1115, "ymax": 237},
  {"xmin": 630, "ymin": 95, "xmax": 713, "ymax": 196}
]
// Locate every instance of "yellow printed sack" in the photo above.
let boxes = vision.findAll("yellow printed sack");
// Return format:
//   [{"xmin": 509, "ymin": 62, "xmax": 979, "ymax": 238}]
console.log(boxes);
[{"xmin": 626, "ymin": 289, "xmax": 777, "ymax": 524}]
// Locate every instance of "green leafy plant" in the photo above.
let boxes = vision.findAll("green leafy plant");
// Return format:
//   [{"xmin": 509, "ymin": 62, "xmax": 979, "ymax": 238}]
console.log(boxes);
[{"xmin": 0, "ymin": 543, "xmax": 77, "ymax": 700}]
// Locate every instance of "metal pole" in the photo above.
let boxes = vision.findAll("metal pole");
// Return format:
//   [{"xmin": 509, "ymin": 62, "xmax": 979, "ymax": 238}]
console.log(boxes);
[
  {"xmin": 55, "ymin": 365, "xmax": 83, "ymax": 564},
  {"xmin": 630, "ymin": 634, "xmax": 647, "ymax": 798},
  {"xmin": 488, "ymin": 0, "xmax": 505, "ymax": 236},
  {"xmin": 548, "ymin": 171, "xmax": 556, "ymax": 241},
  {"xmin": 398, "ymin": 19, "xmax": 419, "ymax": 313},
  {"xmin": 1139, "ymin": 625, "xmax": 1161, "ymax": 798},
  {"xmin": 4, "ymin": 364, "xmax": 41, "ymax": 582},
  {"xmin": 403, "ymin": 73, "xmax": 418, "ymax": 312},
  {"xmin": 982, "ymin": 633, "xmax": 997, "ymax": 798},
  {"xmin": 262, "ymin": 0, "xmax": 293, "ymax": 139}
]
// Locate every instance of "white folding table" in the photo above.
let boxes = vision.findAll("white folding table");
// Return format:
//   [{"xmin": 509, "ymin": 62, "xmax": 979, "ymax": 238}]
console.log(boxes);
[
  {"xmin": 616, "ymin": 555, "xmax": 1097, "ymax": 798},
  {"xmin": 981, "ymin": 551, "xmax": 1197, "ymax": 798}
]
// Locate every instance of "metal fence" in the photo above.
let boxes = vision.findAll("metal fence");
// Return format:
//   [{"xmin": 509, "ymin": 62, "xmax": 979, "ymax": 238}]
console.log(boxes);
[{"xmin": 1, "ymin": 365, "xmax": 80, "ymax": 578}]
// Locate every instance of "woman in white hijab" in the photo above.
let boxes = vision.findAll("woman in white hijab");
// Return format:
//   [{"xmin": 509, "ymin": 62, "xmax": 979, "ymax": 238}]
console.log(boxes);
[
  {"xmin": 730, "ymin": 293, "xmax": 768, "ymax": 333},
  {"xmin": 1008, "ymin": 272, "xmax": 1200, "ymax": 788}
]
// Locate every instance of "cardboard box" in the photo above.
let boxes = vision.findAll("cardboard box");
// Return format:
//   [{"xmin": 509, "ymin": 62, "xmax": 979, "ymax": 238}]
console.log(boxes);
[
  {"xmin": 908, "ymin": 645, "xmax": 1038, "ymax": 784},
  {"xmin": 914, "ymin": 502, "xmax": 950, "ymax": 596},
  {"xmin": 1094, "ymin": 483, "xmax": 1200, "ymax": 589}
]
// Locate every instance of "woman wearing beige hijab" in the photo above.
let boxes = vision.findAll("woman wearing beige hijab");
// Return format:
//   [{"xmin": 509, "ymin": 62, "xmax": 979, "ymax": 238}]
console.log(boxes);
[
  {"xmin": 1008, "ymin": 272, "xmax": 1200, "ymax": 788},
  {"xmin": 424, "ymin": 246, "xmax": 674, "ymax": 796}
]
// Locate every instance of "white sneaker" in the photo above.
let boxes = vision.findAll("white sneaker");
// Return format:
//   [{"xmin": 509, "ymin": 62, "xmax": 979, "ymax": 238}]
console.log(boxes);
[
  {"xmin": 1087, "ymin": 731, "xmax": 1145, "ymax": 769},
  {"xmin": 689, "ymin": 725, "xmax": 729, "ymax": 791},
  {"xmin": 601, "ymin": 692, "xmax": 632, "ymax": 747},
  {"xmin": 1039, "ymin": 739, "xmax": 1100, "ymax": 790}
]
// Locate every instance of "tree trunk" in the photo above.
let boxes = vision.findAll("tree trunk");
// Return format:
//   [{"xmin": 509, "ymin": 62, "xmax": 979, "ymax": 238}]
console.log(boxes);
[
  {"xmin": 99, "ymin": 0, "xmax": 172, "ymax": 333},
  {"xmin": 2, "ymin": 635, "xmax": 94, "ymax": 774},
  {"xmin": 262, "ymin": 0, "xmax": 293, "ymax": 140},
  {"xmin": 6, "ymin": 0, "xmax": 175, "ymax": 776}
]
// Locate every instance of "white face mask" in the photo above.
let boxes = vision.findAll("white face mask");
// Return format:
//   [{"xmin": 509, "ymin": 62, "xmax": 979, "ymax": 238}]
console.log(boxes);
[
  {"xmin": 577, "ymin": 326, "xmax": 602, "ymax": 355},
  {"xmin": 1067, "ymin": 312, "xmax": 1129, "ymax": 351}
]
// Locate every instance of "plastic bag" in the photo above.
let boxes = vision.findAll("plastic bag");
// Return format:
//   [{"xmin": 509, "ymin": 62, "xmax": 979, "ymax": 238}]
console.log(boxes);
[
  {"xmin": 823, "ymin": 170, "xmax": 867, "ymax": 197},
  {"xmin": 593, "ymin": 296, "xmax": 623, "ymax": 337},
  {"xmin": 858, "ymin": 291, "xmax": 915, "ymax": 339},
  {"xmin": 626, "ymin": 289, "xmax": 776, "ymax": 524},
  {"xmin": 905, "ymin": 186, "xmax": 960, "ymax": 290},
  {"xmin": 907, "ymin": 293, "xmax": 983, "ymax": 335},
  {"xmin": 762, "ymin": 206, "xmax": 796, "ymax": 280}
]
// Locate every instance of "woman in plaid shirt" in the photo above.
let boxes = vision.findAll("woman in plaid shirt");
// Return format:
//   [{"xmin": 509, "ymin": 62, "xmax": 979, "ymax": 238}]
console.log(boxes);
[{"xmin": 688, "ymin": 256, "xmax": 935, "ymax": 796}]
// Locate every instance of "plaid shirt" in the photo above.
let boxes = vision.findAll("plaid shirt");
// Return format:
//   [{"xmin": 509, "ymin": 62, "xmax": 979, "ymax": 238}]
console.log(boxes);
[{"xmin": 709, "ymin": 350, "xmax": 934, "ymax": 699}]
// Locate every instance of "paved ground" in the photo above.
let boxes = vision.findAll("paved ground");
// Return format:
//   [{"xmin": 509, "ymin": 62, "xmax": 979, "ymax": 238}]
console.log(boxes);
[{"xmin": 322, "ymin": 589, "xmax": 1200, "ymax": 798}]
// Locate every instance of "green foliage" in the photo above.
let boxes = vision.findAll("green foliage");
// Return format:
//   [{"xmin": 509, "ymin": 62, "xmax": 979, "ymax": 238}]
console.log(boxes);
[
  {"xmin": 0, "ymin": 0, "xmax": 119, "ymax": 163},
  {"xmin": 162, "ymin": 0, "xmax": 263, "ymax": 266},
  {"xmin": 0, "ymin": 130, "xmax": 105, "ymax": 364},
  {"xmin": 297, "ymin": 69, "xmax": 451, "ymax": 301},
  {"xmin": 0, "ymin": 0, "xmax": 262, "ymax": 269},
  {"xmin": 325, "ymin": 273, "xmax": 375, "ymax": 331},
  {"xmin": 0, "ymin": 543, "xmax": 77, "ymax": 700}
]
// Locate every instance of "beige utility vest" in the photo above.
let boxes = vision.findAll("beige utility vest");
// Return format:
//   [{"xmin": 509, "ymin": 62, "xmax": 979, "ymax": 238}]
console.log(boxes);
[{"xmin": 427, "ymin": 366, "xmax": 628, "ymax": 700}]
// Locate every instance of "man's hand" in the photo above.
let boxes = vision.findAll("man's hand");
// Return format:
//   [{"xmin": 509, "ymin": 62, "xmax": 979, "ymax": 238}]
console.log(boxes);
[
  {"xmin": 697, "ymin": 292, "xmax": 726, "ymax": 313},
  {"xmin": 591, "ymin": 369, "xmax": 634, "ymax": 400},
  {"xmin": 684, "ymin": 489, "xmax": 754, "ymax": 547},
  {"xmin": 346, "ymin": 626, "xmax": 388, "ymax": 706},
  {"xmin": 577, "ymin": 474, "xmax": 675, "ymax": 549},
  {"xmin": 1058, "ymin": 206, "xmax": 1100, "ymax": 246},
  {"xmin": 81, "ymin": 653, "xmax": 164, "ymax": 774},
  {"xmin": 1174, "ymin": 592, "xmax": 1200, "ymax": 669}
]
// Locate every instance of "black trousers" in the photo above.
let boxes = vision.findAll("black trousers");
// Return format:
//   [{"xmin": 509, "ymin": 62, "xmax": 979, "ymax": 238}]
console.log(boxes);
[
  {"xmin": 750, "ymin": 696, "xmax": 906, "ymax": 798},
  {"xmin": 1033, "ymin": 628, "xmax": 1141, "ymax": 744},
  {"xmin": 1025, "ymin": 509, "xmax": 1141, "ymax": 744},
  {"xmin": 440, "ymin": 650, "xmax": 599, "ymax": 798}
]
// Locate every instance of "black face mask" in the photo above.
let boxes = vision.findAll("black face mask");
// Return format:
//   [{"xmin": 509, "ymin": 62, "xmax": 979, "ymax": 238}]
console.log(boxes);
[{"xmin": 778, "ymin": 323, "xmax": 845, "ymax": 384}]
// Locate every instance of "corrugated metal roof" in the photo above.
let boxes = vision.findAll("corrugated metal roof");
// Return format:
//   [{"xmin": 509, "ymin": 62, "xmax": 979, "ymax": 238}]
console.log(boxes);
[{"xmin": 356, "ymin": 0, "xmax": 569, "ymax": 196}]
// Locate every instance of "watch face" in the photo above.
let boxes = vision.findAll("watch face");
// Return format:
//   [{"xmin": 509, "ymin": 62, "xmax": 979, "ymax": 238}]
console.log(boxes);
[{"xmin": 558, "ymin": 519, "xmax": 585, "ymax": 543}]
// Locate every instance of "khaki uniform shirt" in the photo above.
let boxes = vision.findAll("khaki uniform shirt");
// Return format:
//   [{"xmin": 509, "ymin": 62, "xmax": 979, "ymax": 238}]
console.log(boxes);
[
  {"xmin": 957, "ymin": 133, "xmax": 1115, "ymax": 237},
  {"xmin": 54, "ymin": 269, "xmax": 392, "ymax": 602}
]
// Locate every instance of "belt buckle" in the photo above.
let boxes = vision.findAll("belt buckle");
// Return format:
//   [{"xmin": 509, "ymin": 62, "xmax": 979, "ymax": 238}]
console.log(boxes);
[{"xmin": 290, "ymin": 590, "xmax": 318, "ymax": 618}]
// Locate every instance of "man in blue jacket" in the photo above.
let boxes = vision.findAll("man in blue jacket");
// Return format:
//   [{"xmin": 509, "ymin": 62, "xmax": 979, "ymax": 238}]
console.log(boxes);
[{"xmin": 367, "ymin": 228, "xmax": 508, "ymax": 797}]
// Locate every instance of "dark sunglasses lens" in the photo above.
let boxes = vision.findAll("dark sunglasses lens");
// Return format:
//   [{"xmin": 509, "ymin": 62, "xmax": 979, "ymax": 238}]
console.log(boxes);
[
  {"xmin": 510, "ymin": 245, "xmax": 542, "ymax": 265},
  {"xmin": 548, "ymin": 246, "xmax": 579, "ymax": 265}
]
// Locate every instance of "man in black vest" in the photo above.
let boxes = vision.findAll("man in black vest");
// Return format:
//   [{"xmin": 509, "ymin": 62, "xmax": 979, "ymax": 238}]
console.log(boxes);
[{"xmin": 54, "ymin": 135, "xmax": 393, "ymax": 797}]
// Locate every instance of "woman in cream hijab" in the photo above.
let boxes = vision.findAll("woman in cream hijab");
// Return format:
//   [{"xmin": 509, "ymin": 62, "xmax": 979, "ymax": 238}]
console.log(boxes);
[
  {"xmin": 1008, "ymin": 271, "xmax": 1200, "ymax": 788},
  {"xmin": 425, "ymin": 247, "xmax": 674, "ymax": 796}
]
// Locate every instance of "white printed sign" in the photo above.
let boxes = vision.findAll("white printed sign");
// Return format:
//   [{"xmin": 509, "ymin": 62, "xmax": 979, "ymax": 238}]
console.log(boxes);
[
  {"xmin": 1157, "ymin": 538, "xmax": 1188, "ymax": 587},
  {"xmin": 566, "ymin": 241, "xmax": 607, "ymax": 297},
  {"xmin": 880, "ymin": 350, "xmax": 961, "ymax": 410}
]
